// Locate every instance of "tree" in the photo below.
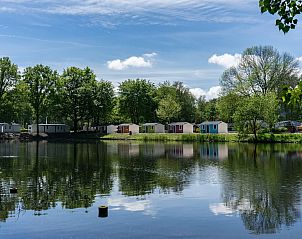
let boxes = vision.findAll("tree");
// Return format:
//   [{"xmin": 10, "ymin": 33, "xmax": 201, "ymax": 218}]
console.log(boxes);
[
  {"xmin": 0, "ymin": 57, "xmax": 19, "ymax": 122},
  {"xmin": 0, "ymin": 57, "xmax": 19, "ymax": 100},
  {"xmin": 61, "ymin": 67, "xmax": 96, "ymax": 132},
  {"xmin": 118, "ymin": 79, "xmax": 157, "ymax": 124},
  {"xmin": 216, "ymin": 93, "xmax": 243, "ymax": 123},
  {"xmin": 282, "ymin": 81, "xmax": 302, "ymax": 119},
  {"xmin": 204, "ymin": 99, "xmax": 219, "ymax": 121},
  {"xmin": 173, "ymin": 82, "xmax": 196, "ymax": 122},
  {"xmin": 157, "ymin": 81, "xmax": 195, "ymax": 122},
  {"xmin": 233, "ymin": 93, "xmax": 278, "ymax": 140},
  {"xmin": 8, "ymin": 81, "xmax": 33, "ymax": 126},
  {"xmin": 157, "ymin": 95, "xmax": 181, "ymax": 123},
  {"xmin": 195, "ymin": 96, "xmax": 207, "ymax": 123},
  {"xmin": 259, "ymin": 0, "xmax": 302, "ymax": 33},
  {"xmin": 91, "ymin": 80, "xmax": 115, "ymax": 126},
  {"xmin": 23, "ymin": 65, "xmax": 58, "ymax": 136},
  {"xmin": 220, "ymin": 46, "xmax": 300, "ymax": 98}
]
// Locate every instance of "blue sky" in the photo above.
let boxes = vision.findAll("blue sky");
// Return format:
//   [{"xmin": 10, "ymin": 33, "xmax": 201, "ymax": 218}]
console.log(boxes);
[{"xmin": 0, "ymin": 0, "xmax": 302, "ymax": 99}]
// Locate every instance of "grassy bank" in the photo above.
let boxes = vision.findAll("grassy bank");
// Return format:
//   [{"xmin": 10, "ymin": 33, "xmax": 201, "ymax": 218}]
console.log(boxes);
[
  {"xmin": 100, "ymin": 133, "xmax": 302, "ymax": 143},
  {"xmin": 101, "ymin": 133, "xmax": 238, "ymax": 142}
]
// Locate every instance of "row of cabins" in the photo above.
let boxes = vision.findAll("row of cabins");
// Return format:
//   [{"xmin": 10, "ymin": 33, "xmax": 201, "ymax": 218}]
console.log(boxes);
[
  {"xmin": 96, "ymin": 121, "xmax": 229, "ymax": 134},
  {"xmin": 0, "ymin": 123, "xmax": 69, "ymax": 134},
  {"xmin": 0, "ymin": 123, "xmax": 21, "ymax": 133},
  {"xmin": 3, "ymin": 120, "xmax": 302, "ymax": 135}
]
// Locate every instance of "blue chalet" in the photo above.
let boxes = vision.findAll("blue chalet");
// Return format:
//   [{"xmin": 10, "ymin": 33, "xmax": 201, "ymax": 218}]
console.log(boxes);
[{"xmin": 200, "ymin": 121, "xmax": 228, "ymax": 134}]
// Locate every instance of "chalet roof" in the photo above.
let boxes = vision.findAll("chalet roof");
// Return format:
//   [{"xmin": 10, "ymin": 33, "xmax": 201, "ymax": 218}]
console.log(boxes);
[
  {"xmin": 200, "ymin": 121, "xmax": 226, "ymax": 125},
  {"xmin": 0, "ymin": 123, "xmax": 20, "ymax": 126},
  {"xmin": 119, "ymin": 123, "xmax": 138, "ymax": 126},
  {"xmin": 30, "ymin": 124, "xmax": 68, "ymax": 126},
  {"xmin": 276, "ymin": 121, "xmax": 301, "ymax": 127},
  {"xmin": 168, "ymin": 122, "xmax": 193, "ymax": 126},
  {"xmin": 143, "ymin": 123, "xmax": 163, "ymax": 126}
]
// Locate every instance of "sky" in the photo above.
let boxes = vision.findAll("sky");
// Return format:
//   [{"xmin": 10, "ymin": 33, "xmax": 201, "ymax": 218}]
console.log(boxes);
[{"xmin": 0, "ymin": 0, "xmax": 302, "ymax": 100}]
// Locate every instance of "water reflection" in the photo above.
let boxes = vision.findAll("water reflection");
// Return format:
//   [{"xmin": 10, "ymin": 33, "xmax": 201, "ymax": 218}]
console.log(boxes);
[
  {"xmin": 0, "ymin": 142, "xmax": 302, "ymax": 235},
  {"xmin": 218, "ymin": 144, "xmax": 302, "ymax": 234}
]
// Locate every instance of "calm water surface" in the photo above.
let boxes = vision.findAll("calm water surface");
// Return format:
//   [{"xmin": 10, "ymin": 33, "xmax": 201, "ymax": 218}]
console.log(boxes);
[{"xmin": 1, "ymin": 141, "xmax": 302, "ymax": 238}]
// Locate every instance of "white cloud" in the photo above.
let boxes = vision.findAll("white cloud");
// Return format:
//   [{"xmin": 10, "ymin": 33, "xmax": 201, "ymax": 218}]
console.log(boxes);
[
  {"xmin": 0, "ymin": 1, "xmax": 255, "ymax": 23},
  {"xmin": 190, "ymin": 86, "xmax": 221, "ymax": 100},
  {"xmin": 107, "ymin": 53, "xmax": 157, "ymax": 70},
  {"xmin": 296, "ymin": 56, "xmax": 302, "ymax": 62},
  {"xmin": 143, "ymin": 52, "xmax": 157, "ymax": 58},
  {"xmin": 209, "ymin": 200, "xmax": 254, "ymax": 216},
  {"xmin": 108, "ymin": 197, "xmax": 155, "ymax": 216},
  {"xmin": 208, "ymin": 53, "xmax": 242, "ymax": 68},
  {"xmin": 209, "ymin": 203, "xmax": 234, "ymax": 216}
]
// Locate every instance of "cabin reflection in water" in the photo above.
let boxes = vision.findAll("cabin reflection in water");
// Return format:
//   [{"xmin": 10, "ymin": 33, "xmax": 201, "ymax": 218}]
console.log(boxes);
[
  {"xmin": 141, "ymin": 144, "xmax": 165, "ymax": 158},
  {"xmin": 200, "ymin": 143, "xmax": 228, "ymax": 161},
  {"xmin": 166, "ymin": 144, "xmax": 194, "ymax": 159},
  {"xmin": 106, "ymin": 143, "xmax": 193, "ymax": 159},
  {"xmin": 0, "ymin": 141, "xmax": 20, "ymax": 158},
  {"xmin": 117, "ymin": 143, "xmax": 140, "ymax": 158}
]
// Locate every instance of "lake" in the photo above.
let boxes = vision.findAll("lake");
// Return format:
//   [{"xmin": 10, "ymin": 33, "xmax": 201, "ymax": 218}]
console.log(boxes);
[{"xmin": 1, "ymin": 141, "xmax": 302, "ymax": 238}]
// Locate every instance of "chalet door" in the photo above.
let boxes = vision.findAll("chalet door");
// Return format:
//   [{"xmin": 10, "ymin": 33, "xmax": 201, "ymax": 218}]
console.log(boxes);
[{"xmin": 206, "ymin": 125, "xmax": 210, "ymax": 133}]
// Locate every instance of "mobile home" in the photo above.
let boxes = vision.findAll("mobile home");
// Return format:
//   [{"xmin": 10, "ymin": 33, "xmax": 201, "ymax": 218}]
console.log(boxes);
[
  {"xmin": 117, "ymin": 124, "xmax": 139, "ymax": 134},
  {"xmin": 28, "ymin": 124, "xmax": 70, "ymax": 134},
  {"xmin": 200, "ymin": 121, "xmax": 228, "ymax": 134},
  {"xmin": 142, "ymin": 123, "xmax": 165, "ymax": 133},
  {"xmin": 168, "ymin": 122, "xmax": 193, "ymax": 134}
]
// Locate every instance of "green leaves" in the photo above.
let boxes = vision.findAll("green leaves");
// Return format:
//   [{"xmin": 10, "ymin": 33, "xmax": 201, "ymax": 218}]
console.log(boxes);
[
  {"xmin": 23, "ymin": 65, "xmax": 58, "ymax": 125},
  {"xmin": 118, "ymin": 79, "xmax": 157, "ymax": 124},
  {"xmin": 259, "ymin": 0, "xmax": 302, "ymax": 33},
  {"xmin": 61, "ymin": 67, "xmax": 97, "ymax": 131}
]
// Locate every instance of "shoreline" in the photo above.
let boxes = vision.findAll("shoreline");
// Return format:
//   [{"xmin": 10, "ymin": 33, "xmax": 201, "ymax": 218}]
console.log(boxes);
[
  {"xmin": 2, "ymin": 132, "xmax": 302, "ymax": 144},
  {"xmin": 100, "ymin": 133, "xmax": 302, "ymax": 143}
]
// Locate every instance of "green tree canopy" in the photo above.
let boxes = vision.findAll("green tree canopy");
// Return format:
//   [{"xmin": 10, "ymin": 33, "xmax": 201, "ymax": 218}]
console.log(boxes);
[
  {"xmin": 157, "ymin": 81, "xmax": 195, "ymax": 122},
  {"xmin": 156, "ymin": 95, "xmax": 181, "ymax": 123},
  {"xmin": 91, "ymin": 80, "xmax": 115, "ymax": 126},
  {"xmin": 216, "ymin": 93, "xmax": 243, "ymax": 123},
  {"xmin": 234, "ymin": 93, "xmax": 278, "ymax": 140},
  {"xmin": 61, "ymin": 67, "xmax": 96, "ymax": 132},
  {"xmin": 0, "ymin": 57, "xmax": 20, "ymax": 122},
  {"xmin": 118, "ymin": 79, "xmax": 157, "ymax": 124},
  {"xmin": 0, "ymin": 57, "xmax": 19, "ymax": 99},
  {"xmin": 220, "ymin": 46, "xmax": 300, "ymax": 98},
  {"xmin": 23, "ymin": 65, "xmax": 58, "ymax": 135}
]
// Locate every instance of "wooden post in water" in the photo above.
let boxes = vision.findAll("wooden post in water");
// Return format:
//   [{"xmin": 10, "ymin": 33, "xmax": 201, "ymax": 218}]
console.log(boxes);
[
  {"xmin": 98, "ymin": 206, "xmax": 108, "ymax": 218},
  {"xmin": 10, "ymin": 187, "xmax": 18, "ymax": 194}
]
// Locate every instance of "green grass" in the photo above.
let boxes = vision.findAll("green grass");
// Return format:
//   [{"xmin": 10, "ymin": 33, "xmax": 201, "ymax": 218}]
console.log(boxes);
[
  {"xmin": 101, "ymin": 133, "xmax": 238, "ymax": 142},
  {"xmin": 100, "ymin": 133, "xmax": 302, "ymax": 143}
]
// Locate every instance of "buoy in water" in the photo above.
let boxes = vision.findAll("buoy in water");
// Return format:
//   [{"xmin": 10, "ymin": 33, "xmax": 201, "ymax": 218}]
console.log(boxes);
[
  {"xmin": 98, "ymin": 205, "xmax": 108, "ymax": 218},
  {"xmin": 10, "ymin": 188, "xmax": 18, "ymax": 194}
]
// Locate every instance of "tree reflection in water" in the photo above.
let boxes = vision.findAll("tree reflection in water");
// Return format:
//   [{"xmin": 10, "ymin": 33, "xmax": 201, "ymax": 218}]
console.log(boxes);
[
  {"xmin": 218, "ymin": 144, "xmax": 302, "ymax": 234},
  {"xmin": 0, "ymin": 141, "xmax": 302, "ymax": 235}
]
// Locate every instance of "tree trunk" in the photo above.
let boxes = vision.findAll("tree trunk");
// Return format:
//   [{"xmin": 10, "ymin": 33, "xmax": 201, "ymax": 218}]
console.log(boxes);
[
  {"xmin": 73, "ymin": 109, "xmax": 77, "ymax": 133},
  {"xmin": 36, "ymin": 109, "xmax": 39, "ymax": 137},
  {"xmin": 74, "ymin": 118, "xmax": 78, "ymax": 133},
  {"xmin": 253, "ymin": 120, "xmax": 257, "ymax": 142}
]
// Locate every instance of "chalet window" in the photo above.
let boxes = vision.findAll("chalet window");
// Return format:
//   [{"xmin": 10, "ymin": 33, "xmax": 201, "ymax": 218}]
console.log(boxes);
[
  {"xmin": 47, "ymin": 126, "xmax": 49, "ymax": 129},
  {"xmin": 202, "ymin": 125, "xmax": 205, "ymax": 130},
  {"xmin": 213, "ymin": 125, "xmax": 217, "ymax": 130},
  {"xmin": 179, "ymin": 125, "xmax": 182, "ymax": 130}
]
